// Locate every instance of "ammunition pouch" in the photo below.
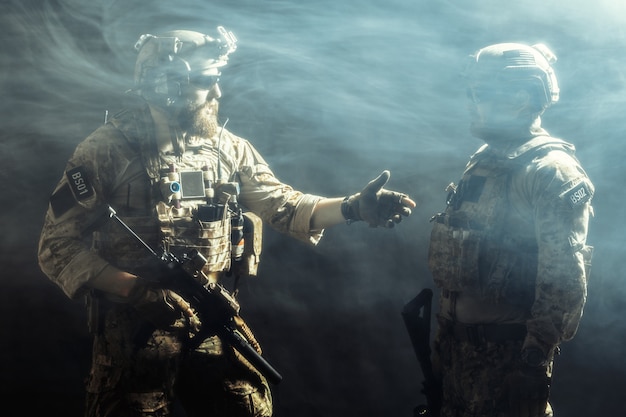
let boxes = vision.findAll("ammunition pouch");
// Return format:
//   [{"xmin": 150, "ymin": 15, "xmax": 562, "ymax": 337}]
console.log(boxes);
[
  {"xmin": 239, "ymin": 212, "xmax": 263, "ymax": 278},
  {"xmin": 156, "ymin": 203, "xmax": 263, "ymax": 280},
  {"xmin": 157, "ymin": 201, "xmax": 232, "ymax": 274},
  {"xmin": 429, "ymin": 213, "xmax": 537, "ymax": 307}
]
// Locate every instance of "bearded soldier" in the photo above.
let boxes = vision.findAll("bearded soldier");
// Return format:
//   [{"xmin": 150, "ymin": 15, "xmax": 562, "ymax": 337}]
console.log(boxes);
[
  {"xmin": 427, "ymin": 43, "xmax": 594, "ymax": 417},
  {"xmin": 38, "ymin": 27, "xmax": 415, "ymax": 417}
]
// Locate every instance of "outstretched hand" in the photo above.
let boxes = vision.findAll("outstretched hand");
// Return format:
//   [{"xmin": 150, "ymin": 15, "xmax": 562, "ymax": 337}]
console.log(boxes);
[{"xmin": 343, "ymin": 170, "xmax": 416, "ymax": 228}]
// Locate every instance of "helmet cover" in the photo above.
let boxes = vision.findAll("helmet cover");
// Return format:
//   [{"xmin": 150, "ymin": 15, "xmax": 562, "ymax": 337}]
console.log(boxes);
[
  {"xmin": 465, "ymin": 43, "xmax": 559, "ymax": 109},
  {"xmin": 133, "ymin": 27, "xmax": 237, "ymax": 105}
]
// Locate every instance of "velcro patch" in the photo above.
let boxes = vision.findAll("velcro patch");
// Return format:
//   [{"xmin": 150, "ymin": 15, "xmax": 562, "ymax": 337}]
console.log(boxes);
[
  {"xmin": 50, "ymin": 183, "xmax": 76, "ymax": 218},
  {"xmin": 561, "ymin": 181, "xmax": 592, "ymax": 208},
  {"xmin": 65, "ymin": 166, "xmax": 94, "ymax": 201}
]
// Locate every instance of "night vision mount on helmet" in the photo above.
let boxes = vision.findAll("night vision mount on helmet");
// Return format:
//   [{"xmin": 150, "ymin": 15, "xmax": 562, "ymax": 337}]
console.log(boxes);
[
  {"xmin": 464, "ymin": 43, "xmax": 559, "ymax": 111},
  {"xmin": 133, "ymin": 26, "xmax": 237, "ymax": 107}
]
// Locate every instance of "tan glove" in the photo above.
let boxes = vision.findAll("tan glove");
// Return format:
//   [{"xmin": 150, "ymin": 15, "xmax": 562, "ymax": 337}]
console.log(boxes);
[{"xmin": 342, "ymin": 170, "xmax": 413, "ymax": 228}]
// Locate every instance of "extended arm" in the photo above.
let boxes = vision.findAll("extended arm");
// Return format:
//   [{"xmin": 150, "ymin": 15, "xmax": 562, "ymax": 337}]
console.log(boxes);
[{"xmin": 310, "ymin": 170, "xmax": 416, "ymax": 230}]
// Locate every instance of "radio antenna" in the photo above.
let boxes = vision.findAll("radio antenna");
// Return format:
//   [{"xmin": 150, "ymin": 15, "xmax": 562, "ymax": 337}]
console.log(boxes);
[{"xmin": 217, "ymin": 117, "xmax": 229, "ymax": 182}]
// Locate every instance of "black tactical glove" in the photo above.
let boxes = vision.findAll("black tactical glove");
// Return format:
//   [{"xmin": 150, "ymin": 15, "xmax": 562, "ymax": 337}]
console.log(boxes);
[
  {"xmin": 342, "ymin": 170, "xmax": 412, "ymax": 228},
  {"xmin": 504, "ymin": 358, "xmax": 551, "ymax": 417},
  {"xmin": 127, "ymin": 277, "xmax": 181, "ymax": 329}
]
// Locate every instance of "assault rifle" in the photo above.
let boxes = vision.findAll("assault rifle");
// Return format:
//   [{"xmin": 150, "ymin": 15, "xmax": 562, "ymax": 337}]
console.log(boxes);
[
  {"xmin": 96, "ymin": 205, "xmax": 282, "ymax": 385},
  {"xmin": 401, "ymin": 288, "xmax": 442, "ymax": 417}
]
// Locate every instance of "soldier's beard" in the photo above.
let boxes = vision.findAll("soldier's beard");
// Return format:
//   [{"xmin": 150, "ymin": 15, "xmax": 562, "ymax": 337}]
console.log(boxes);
[{"xmin": 178, "ymin": 100, "xmax": 220, "ymax": 139}]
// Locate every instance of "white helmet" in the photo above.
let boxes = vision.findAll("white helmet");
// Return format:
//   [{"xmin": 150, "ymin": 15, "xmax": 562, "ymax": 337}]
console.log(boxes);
[
  {"xmin": 465, "ymin": 43, "xmax": 559, "ymax": 111},
  {"xmin": 133, "ymin": 26, "xmax": 237, "ymax": 106}
]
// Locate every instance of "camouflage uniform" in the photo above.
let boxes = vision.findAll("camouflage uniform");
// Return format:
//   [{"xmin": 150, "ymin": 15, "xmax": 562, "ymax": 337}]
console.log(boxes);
[
  {"xmin": 428, "ymin": 131, "xmax": 594, "ymax": 417},
  {"xmin": 38, "ymin": 100, "xmax": 325, "ymax": 417}
]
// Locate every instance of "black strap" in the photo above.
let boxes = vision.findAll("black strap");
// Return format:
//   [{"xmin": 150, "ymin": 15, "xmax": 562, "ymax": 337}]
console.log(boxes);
[{"xmin": 447, "ymin": 320, "xmax": 526, "ymax": 345}]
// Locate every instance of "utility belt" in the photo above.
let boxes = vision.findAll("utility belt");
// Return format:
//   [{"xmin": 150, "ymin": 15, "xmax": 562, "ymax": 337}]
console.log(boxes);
[{"xmin": 440, "ymin": 316, "xmax": 526, "ymax": 345}]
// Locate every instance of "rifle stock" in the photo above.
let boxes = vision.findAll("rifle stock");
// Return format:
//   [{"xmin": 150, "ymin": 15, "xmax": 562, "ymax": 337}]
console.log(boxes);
[
  {"xmin": 402, "ymin": 288, "xmax": 442, "ymax": 417},
  {"xmin": 101, "ymin": 205, "xmax": 283, "ymax": 385}
]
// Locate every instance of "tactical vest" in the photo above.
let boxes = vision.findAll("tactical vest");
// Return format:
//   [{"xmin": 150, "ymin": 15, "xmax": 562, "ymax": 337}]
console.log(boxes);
[
  {"xmin": 92, "ymin": 107, "xmax": 261, "ymax": 280},
  {"xmin": 154, "ymin": 153, "xmax": 239, "ymax": 275},
  {"xmin": 428, "ymin": 137, "xmax": 574, "ymax": 307}
]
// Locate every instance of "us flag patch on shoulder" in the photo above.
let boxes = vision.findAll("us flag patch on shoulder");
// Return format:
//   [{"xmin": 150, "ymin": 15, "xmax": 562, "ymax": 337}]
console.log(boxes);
[{"xmin": 562, "ymin": 181, "xmax": 592, "ymax": 208}]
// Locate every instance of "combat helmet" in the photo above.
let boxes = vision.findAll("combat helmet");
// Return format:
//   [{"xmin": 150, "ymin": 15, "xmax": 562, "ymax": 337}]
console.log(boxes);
[
  {"xmin": 133, "ymin": 27, "xmax": 237, "ymax": 107},
  {"xmin": 465, "ymin": 43, "xmax": 559, "ymax": 113}
]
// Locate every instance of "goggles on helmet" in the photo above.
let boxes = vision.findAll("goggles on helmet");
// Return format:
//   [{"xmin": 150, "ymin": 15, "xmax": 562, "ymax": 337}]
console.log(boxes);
[
  {"xmin": 133, "ymin": 26, "xmax": 237, "ymax": 105},
  {"xmin": 189, "ymin": 74, "xmax": 221, "ymax": 89}
]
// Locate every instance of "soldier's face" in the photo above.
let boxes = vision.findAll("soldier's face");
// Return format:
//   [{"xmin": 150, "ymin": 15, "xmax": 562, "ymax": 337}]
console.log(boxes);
[
  {"xmin": 466, "ymin": 82, "xmax": 527, "ymax": 139},
  {"xmin": 178, "ymin": 81, "xmax": 221, "ymax": 138}
]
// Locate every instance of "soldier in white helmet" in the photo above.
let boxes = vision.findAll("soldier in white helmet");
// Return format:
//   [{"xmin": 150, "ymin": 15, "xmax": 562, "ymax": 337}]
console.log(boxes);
[
  {"xmin": 38, "ymin": 27, "xmax": 415, "ymax": 417},
  {"xmin": 427, "ymin": 43, "xmax": 594, "ymax": 417}
]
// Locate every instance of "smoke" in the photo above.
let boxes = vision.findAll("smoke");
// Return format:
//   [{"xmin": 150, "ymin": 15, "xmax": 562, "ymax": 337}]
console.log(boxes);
[{"xmin": 2, "ymin": 0, "xmax": 626, "ymax": 415}]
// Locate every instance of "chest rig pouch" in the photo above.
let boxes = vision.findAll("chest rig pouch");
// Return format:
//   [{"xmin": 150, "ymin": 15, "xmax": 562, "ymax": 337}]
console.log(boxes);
[
  {"xmin": 93, "ymin": 107, "xmax": 260, "ymax": 279},
  {"xmin": 428, "ymin": 143, "xmax": 549, "ymax": 306},
  {"xmin": 157, "ymin": 159, "xmax": 261, "ymax": 279}
]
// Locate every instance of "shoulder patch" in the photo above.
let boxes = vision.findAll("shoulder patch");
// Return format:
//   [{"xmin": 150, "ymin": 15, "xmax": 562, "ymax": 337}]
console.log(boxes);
[
  {"xmin": 66, "ymin": 166, "xmax": 94, "ymax": 201},
  {"xmin": 50, "ymin": 183, "xmax": 76, "ymax": 218},
  {"xmin": 561, "ymin": 181, "xmax": 592, "ymax": 208}
]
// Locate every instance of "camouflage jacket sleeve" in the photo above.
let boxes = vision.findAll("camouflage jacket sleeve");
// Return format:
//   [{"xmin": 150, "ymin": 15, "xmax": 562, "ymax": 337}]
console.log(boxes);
[
  {"xmin": 37, "ymin": 123, "xmax": 146, "ymax": 299},
  {"xmin": 224, "ymin": 130, "xmax": 325, "ymax": 245},
  {"xmin": 513, "ymin": 147, "xmax": 594, "ymax": 353}
]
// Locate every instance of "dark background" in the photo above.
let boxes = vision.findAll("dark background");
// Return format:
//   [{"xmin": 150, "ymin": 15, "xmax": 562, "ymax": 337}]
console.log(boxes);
[{"xmin": 1, "ymin": 0, "xmax": 625, "ymax": 415}]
